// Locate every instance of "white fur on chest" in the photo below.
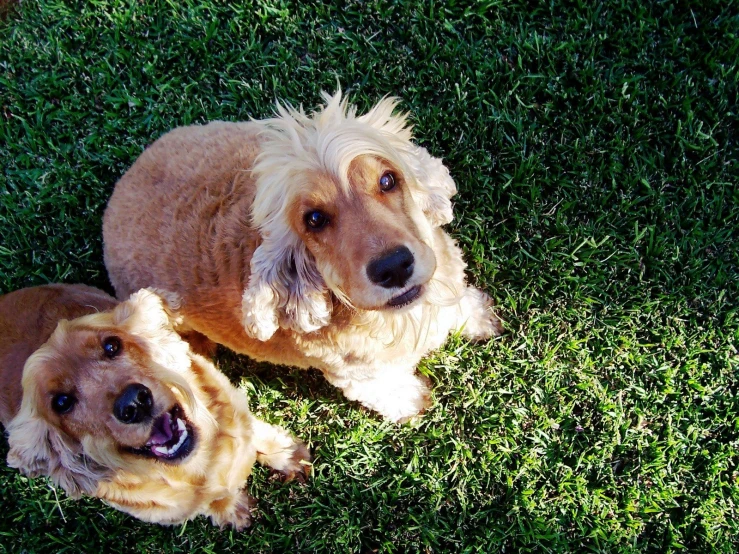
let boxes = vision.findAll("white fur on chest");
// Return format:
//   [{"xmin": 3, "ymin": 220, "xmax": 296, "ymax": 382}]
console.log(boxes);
[{"xmin": 297, "ymin": 296, "xmax": 462, "ymax": 377}]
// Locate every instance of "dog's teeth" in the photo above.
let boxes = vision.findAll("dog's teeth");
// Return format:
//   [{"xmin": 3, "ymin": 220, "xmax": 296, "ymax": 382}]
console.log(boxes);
[
  {"xmin": 151, "ymin": 426, "xmax": 189, "ymax": 457},
  {"xmin": 175, "ymin": 428, "xmax": 188, "ymax": 449},
  {"xmin": 177, "ymin": 418, "xmax": 186, "ymax": 432}
]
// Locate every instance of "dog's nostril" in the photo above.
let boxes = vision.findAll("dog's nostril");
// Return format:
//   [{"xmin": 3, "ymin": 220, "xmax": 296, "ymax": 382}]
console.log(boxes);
[
  {"xmin": 121, "ymin": 405, "xmax": 136, "ymax": 423},
  {"xmin": 136, "ymin": 388, "xmax": 153, "ymax": 410},
  {"xmin": 367, "ymin": 246, "xmax": 415, "ymax": 289},
  {"xmin": 114, "ymin": 383, "xmax": 153, "ymax": 424}
]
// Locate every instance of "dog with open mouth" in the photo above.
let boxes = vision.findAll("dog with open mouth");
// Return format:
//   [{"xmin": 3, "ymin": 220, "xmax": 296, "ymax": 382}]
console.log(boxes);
[
  {"xmin": 103, "ymin": 89, "xmax": 503, "ymax": 422},
  {"xmin": 0, "ymin": 284, "xmax": 310, "ymax": 529}
]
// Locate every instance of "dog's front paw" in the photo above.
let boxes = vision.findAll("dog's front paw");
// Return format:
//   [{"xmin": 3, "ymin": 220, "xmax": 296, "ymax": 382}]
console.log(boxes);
[
  {"xmin": 385, "ymin": 376, "xmax": 432, "ymax": 423},
  {"xmin": 462, "ymin": 309, "xmax": 503, "ymax": 341},
  {"xmin": 209, "ymin": 490, "xmax": 256, "ymax": 531},
  {"xmin": 460, "ymin": 289, "xmax": 503, "ymax": 341},
  {"xmin": 252, "ymin": 419, "xmax": 312, "ymax": 482},
  {"xmin": 394, "ymin": 386, "xmax": 432, "ymax": 424},
  {"xmin": 269, "ymin": 440, "xmax": 312, "ymax": 484},
  {"xmin": 354, "ymin": 372, "xmax": 432, "ymax": 423}
]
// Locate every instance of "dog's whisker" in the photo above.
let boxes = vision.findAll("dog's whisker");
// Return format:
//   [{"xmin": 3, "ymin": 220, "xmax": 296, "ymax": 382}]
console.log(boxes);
[
  {"xmin": 426, "ymin": 277, "xmax": 465, "ymax": 307},
  {"xmin": 329, "ymin": 284, "xmax": 354, "ymax": 310}
]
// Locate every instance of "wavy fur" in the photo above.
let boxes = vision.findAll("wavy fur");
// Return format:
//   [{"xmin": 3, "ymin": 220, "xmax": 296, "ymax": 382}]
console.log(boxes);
[
  {"xmin": 243, "ymin": 90, "xmax": 458, "ymax": 339},
  {"xmin": 2, "ymin": 285, "xmax": 310, "ymax": 528},
  {"xmin": 103, "ymin": 89, "xmax": 503, "ymax": 421}
]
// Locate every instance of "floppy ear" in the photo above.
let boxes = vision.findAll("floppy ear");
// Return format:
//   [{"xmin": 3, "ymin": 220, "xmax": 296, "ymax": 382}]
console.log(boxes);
[
  {"xmin": 112, "ymin": 289, "xmax": 191, "ymax": 372},
  {"xmin": 7, "ymin": 386, "xmax": 109, "ymax": 499},
  {"xmin": 354, "ymin": 95, "xmax": 457, "ymax": 227},
  {"xmin": 112, "ymin": 288, "xmax": 182, "ymax": 332},
  {"xmin": 404, "ymin": 145, "xmax": 457, "ymax": 227},
  {"xmin": 242, "ymin": 235, "xmax": 331, "ymax": 341}
]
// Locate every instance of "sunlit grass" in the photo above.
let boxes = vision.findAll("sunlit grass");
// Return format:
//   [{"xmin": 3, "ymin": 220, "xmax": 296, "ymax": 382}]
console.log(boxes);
[{"xmin": 1, "ymin": 1, "xmax": 737, "ymax": 552}]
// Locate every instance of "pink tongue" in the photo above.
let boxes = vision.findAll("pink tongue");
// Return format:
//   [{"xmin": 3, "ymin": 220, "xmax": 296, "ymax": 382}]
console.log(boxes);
[{"xmin": 147, "ymin": 412, "xmax": 174, "ymax": 446}]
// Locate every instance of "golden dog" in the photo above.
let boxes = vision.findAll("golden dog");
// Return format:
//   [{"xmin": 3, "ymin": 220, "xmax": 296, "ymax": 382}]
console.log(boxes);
[
  {"xmin": 103, "ymin": 90, "xmax": 502, "ymax": 422},
  {"xmin": 0, "ymin": 284, "xmax": 310, "ymax": 529}
]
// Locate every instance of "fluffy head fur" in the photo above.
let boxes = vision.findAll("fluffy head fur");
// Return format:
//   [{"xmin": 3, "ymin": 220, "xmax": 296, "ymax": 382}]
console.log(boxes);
[
  {"xmin": 102, "ymin": 90, "xmax": 502, "ymax": 422},
  {"xmin": 4, "ymin": 286, "xmax": 310, "ymax": 527},
  {"xmin": 242, "ymin": 90, "xmax": 458, "ymax": 340},
  {"xmin": 6, "ymin": 290, "xmax": 202, "ymax": 497}
]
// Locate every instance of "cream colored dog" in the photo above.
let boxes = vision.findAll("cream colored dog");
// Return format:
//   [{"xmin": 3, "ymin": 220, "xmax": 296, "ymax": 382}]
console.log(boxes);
[
  {"xmin": 103, "ymin": 90, "xmax": 502, "ymax": 422},
  {"xmin": 1, "ymin": 284, "xmax": 309, "ymax": 529}
]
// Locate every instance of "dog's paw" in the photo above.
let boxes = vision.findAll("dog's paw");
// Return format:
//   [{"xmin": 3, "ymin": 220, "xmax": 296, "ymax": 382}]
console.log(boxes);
[
  {"xmin": 269, "ymin": 440, "xmax": 312, "ymax": 484},
  {"xmin": 253, "ymin": 419, "xmax": 312, "ymax": 482},
  {"xmin": 462, "ymin": 309, "xmax": 504, "ymax": 341},
  {"xmin": 396, "ymin": 387, "xmax": 432, "ymax": 424},
  {"xmin": 360, "ymin": 372, "xmax": 432, "ymax": 423},
  {"xmin": 388, "ymin": 375, "xmax": 432, "ymax": 423},
  {"xmin": 209, "ymin": 490, "xmax": 256, "ymax": 531},
  {"xmin": 459, "ymin": 289, "xmax": 503, "ymax": 341}
]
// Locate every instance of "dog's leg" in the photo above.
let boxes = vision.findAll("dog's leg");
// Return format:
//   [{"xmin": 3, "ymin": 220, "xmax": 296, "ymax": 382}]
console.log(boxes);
[
  {"xmin": 456, "ymin": 287, "xmax": 503, "ymax": 341},
  {"xmin": 250, "ymin": 417, "xmax": 311, "ymax": 481},
  {"xmin": 207, "ymin": 490, "xmax": 257, "ymax": 530},
  {"xmin": 324, "ymin": 366, "xmax": 432, "ymax": 423},
  {"xmin": 178, "ymin": 330, "xmax": 218, "ymax": 358}
]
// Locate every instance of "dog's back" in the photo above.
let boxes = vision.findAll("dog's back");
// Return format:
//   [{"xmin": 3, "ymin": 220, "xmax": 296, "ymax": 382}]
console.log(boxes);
[
  {"xmin": 102, "ymin": 121, "xmax": 261, "ymax": 302},
  {"xmin": 0, "ymin": 284, "xmax": 117, "ymax": 425}
]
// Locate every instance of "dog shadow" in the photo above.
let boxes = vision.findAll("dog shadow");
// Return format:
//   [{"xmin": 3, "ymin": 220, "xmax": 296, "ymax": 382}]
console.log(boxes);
[{"xmin": 213, "ymin": 347, "xmax": 350, "ymax": 414}]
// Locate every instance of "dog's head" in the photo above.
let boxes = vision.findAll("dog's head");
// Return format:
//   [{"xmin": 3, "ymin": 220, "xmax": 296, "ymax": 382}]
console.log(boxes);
[
  {"xmin": 242, "ymin": 90, "xmax": 458, "ymax": 340},
  {"xmin": 6, "ymin": 290, "xmax": 204, "ymax": 498}
]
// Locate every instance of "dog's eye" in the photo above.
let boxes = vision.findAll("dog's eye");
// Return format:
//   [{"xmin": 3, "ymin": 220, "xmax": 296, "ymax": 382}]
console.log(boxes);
[
  {"xmin": 379, "ymin": 171, "xmax": 396, "ymax": 192},
  {"xmin": 51, "ymin": 393, "xmax": 76, "ymax": 415},
  {"xmin": 103, "ymin": 336, "xmax": 122, "ymax": 358},
  {"xmin": 304, "ymin": 210, "xmax": 328, "ymax": 230}
]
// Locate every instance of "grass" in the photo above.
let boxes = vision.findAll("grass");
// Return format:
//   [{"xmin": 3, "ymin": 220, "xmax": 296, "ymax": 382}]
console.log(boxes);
[{"xmin": 0, "ymin": 0, "xmax": 737, "ymax": 551}]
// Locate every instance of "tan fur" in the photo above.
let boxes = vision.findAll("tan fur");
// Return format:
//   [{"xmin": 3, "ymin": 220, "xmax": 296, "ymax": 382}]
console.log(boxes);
[
  {"xmin": 103, "ymin": 90, "xmax": 503, "ymax": 422},
  {"xmin": 0, "ymin": 284, "xmax": 118, "ymax": 425},
  {"xmin": 0, "ymin": 285, "xmax": 310, "ymax": 529}
]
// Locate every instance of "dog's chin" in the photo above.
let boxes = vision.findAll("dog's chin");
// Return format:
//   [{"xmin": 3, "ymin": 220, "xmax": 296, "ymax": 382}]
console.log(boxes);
[
  {"xmin": 126, "ymin": 404, "xmax": 196, "ymax": 463},
  {"xmin": 345, "ymin": 283, "xmax": 427, "ymax": 312}
]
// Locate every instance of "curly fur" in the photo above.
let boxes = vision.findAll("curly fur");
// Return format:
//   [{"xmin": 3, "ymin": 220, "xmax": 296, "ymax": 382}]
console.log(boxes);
[
  {"xmin": 103, "ymin": 90, "xmax": 503, "ymax": 422},
  {"xmin": 1, "ymin": 285, "xmax": 310, "ymax": 529}
]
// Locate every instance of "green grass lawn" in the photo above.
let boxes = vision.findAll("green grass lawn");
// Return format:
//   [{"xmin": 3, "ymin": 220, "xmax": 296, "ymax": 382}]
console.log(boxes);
[{"xmin": 1, "ymin": 0, "xmax": 738, "ymax": 552}]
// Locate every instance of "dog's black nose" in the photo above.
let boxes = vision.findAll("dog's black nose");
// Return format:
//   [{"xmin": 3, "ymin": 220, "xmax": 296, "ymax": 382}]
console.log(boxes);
[
  {"xmin": 367, "ymin": 246, "xmax": 415, "ymax": 289},
  {"xmin": 114, "ymin": 384, "xmax": 153, "ymax": 424}
]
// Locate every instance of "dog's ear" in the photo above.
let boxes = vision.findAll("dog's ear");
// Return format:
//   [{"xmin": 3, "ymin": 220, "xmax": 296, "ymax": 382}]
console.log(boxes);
[
  {"xmin": 112, "ymin": 288, "xmax": 182, "ymax": 332},
  {"xmin": 242, "ymin": 235, "xmax": 331, "ymax": 341},
  {"xmin": 356, "ymin": 96, "xmax": 457, "ymax": 227},
  {"xmin": 6, "ymin": 369, "xmax": 109, "ymax": 498},
  {"xmin": 404, "ymin": 145, "xmax": 457, "ymax": 227},
  {"xmin": 112, "ymin": 289, "xmax": 191, "ymax": 372}
]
